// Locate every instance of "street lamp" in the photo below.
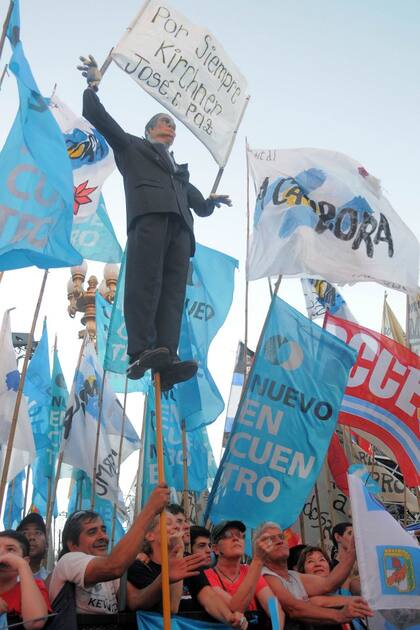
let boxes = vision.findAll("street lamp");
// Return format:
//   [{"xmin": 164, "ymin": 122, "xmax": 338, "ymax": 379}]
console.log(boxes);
[{"xmin": 66, "ymin": 260, "xmax": 119, "ymax": 339}]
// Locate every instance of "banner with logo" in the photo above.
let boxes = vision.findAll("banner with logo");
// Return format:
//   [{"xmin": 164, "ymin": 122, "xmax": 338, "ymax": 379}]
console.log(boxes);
[
  {"xmin": 247, "ymin": 148, "xmax": 419, "ymax": 292},
  {"xmin": 349, "ymin": 473, "xmax": 420, "ymax": 622},
  {"xmin": 407, "ymin": 293, "xmax": 420, "ymax": 355},
  {"xmin": 112, "ymin": 0, "xmax": 249, "ymax": 166},
  {"xmin": 325, "ymin": 313, "xmax": 420, "ymax": 487},
  {"xmin": 206, "ymin": 296, "xmax": 356, "ymax": 529},
  {"xmin": 301, "ymin": 278, "xmax": 355, "ymax": 321}
]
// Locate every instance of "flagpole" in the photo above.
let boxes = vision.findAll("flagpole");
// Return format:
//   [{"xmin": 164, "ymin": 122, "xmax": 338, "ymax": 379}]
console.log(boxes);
[
  {"xmin": 244, "ymin": 138, "xmax": 251, "ymax": 381},
  {"xmin": 0, "ymin": 63, "xmax": 8, "ymax": 91},
  {"xmin": 6, "ymin": 477, "xmax": 15, "ymax": 527},
  {"xmin": 111, "ymin": 376, "xmax": 129, "ymax": 548},
  {"xmin": 134, "ymin": 395, "xmax": 147, "ymax": 518},
  {"xmin": 314, "ymin": 482, "xmax": 326, "ymax": 552},
  {"xmin": 46, "ymin": 333, "xmax": 88, "ymax": 534},
  {"xmin": 0, "ymin": 1, "xmax": 13, "ymax": 62},
  {"xmin": 23, "ymin": 465, "xmax": 30, "ymax": 514},
  {"xmin": 90, "ymin": 368, "xmax": 107, "ymax": 509},
  {"xmin": 181, "ymin": 419, "xmax": 189, "ymax": 517},
  {"xmin": 154, "ymin": 373, "xmax": 171, "ymax": 630},
  {"xmin": 0, "ymin": 269, "xmax": 49, "ymax": 514}
]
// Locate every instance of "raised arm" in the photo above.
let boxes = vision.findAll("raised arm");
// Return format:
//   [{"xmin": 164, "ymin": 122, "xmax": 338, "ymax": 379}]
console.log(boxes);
[
  {"xmin": 2, "ymin": 554, "xmax": 48, "ymax": 630},
  {"xmin": 78, "ymin": 55, "xmax": 130, "ymax": 152}
]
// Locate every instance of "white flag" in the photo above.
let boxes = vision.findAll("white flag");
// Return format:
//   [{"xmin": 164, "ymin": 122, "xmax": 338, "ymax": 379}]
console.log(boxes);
[
  {"xmin": 407, "ymin": 292, "xmax": 420, "ymax": 355},
  {"xmin": 301, "ymin": 278, "xmax": 355, "ymax": 321},
  {"xmin": 112, "ymin": 0, "xmax": 249, "ymax": 166},
  {"xmin": 49, "ymin": 95, "xmax": 115, "ymax": 219},
  {"xmin": 0, "ymin": 311, "xmax": 35, "ymax": 481},
  {"xmin": 349, "ymin": 473, "xmax": 420, "ymax": 624},
  {"xmin": 247, "ymin": 147, "xmax": 419, "ymax": 292},
  {"xmin": 61, "ymin": 342, "xmax": 140, "ymax": 503}
]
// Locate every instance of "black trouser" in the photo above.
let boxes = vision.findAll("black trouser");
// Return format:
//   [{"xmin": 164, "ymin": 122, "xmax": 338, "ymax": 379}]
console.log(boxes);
[{"xmin": 124, "ymin": 213, "xmax": 191, "ymax": 360}]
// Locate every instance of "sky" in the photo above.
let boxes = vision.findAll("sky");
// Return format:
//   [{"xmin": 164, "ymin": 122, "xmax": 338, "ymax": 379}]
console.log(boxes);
[{"xmin": 0, "ymin": 0, "xmax": 419, "ymax": 502}]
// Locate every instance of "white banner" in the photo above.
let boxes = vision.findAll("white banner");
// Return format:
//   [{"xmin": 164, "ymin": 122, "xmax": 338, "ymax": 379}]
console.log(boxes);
[
  {"xmin": 112, "ymin": 0, "xmax": 249, "ymax": 166},
  {"xmin": 407, "ymin": 293, "xmax": 420, "ymax": 355},
  {"xmin": 247, "ymin": 148, "xmax": 419, "ymax": 291}
]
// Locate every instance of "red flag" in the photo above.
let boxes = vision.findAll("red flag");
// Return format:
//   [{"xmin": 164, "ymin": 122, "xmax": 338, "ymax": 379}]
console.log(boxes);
[
  {"xmin": 327, "ymin": 432, "xmax": 349, "ymax": 495},
  {"xmin": 325, "ymin": 313, "xmax": 420, "ymax": 487}
]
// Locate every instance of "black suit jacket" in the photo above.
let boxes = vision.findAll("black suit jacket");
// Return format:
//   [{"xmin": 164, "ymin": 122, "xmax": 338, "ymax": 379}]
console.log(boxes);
[{"xmin": 82, "ymin": 89, "xmax": 215, "ymax": 255}]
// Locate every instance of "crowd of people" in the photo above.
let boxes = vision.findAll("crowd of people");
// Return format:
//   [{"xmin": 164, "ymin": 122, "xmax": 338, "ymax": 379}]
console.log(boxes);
[{"xmin": 0, "ymin": 485, "xmax": 374, "ymax": 629}]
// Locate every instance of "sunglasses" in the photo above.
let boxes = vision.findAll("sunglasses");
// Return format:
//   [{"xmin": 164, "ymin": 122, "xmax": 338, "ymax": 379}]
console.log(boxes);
[{"xmin": 219, "ymin": 529, "xmax": 245, "ymax": 540}]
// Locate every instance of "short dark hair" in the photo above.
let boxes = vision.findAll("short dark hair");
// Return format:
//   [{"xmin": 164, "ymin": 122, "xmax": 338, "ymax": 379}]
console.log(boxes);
[
  {"xmin": 296, "ymin": 546, "xmax": 332, "ymax": 573},
  {"xmin": 144, "ymin": 113, "xmax": 174, "ymax": 138},
  {"xmin": 287, "ymin": 544, "xmax": 307, "ymax": 570},
  {"xmin": 0, "ymin": 530, "xmax": 30, "ymax": 556},
  {"xmin": 167, "ymin": 504, "xmax": 185, "ymax": 517},
  {"xmin": 59, "ymin": 510, "xmax": 100, "ymax": 559},
  {"xmin": 190, "ymin": 526, "xmax": 210, "ymax": 548}
]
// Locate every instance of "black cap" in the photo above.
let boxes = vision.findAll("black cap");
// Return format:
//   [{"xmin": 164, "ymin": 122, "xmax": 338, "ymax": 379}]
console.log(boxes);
[
  {"xmin": 211, "ymin": 520, "xmax": 246, "ymax": 543},
  {"xmin": 17, "ymin": 512, "xmax": 47, "ymax": 535}
]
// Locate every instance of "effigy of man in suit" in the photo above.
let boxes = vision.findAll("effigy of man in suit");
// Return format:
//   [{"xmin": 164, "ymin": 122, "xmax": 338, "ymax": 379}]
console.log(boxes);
[{"xmin": 78, "ymin": 56, "xmax": 231, "ymax": 390}]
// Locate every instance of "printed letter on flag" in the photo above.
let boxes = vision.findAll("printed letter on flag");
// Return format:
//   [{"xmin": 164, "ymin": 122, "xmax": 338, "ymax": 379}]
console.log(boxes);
[
  {"xmin": 247, "ymin": 147, "xmax": 418, "ymax": 292},
  {"xmin": 206, "ymin": 296, "xmax": 356, "ymax": 529},
  {"xmin": 112, "ymin": 0, "xmax": 249, "ymax": 166},
  {"xmin": 325, "ymin": 313, "xmax": 420, "ymax": 487}
]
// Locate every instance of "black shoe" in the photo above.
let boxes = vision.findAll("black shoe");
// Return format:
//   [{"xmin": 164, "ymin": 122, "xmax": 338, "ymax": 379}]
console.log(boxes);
[
  {"xmin": 158, "ymin": 359, "xmax": 198, "ymax": 391},
  {"xmin": 127, "ymin": 347, "xmax": 170, "ymax": 380}
]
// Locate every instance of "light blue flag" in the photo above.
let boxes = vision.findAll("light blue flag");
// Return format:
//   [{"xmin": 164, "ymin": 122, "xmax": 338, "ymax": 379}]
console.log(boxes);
[
  {"xmin": 137, "ymin": 611, "xmax": 230, "ymax": 629},
  {"xmin": 32, "ymin": 347, "xmax": 68, "ymax": 515},
  {"xmin": 141, "ymin": 384, "xmax": 214, "ymax": 505},
  {"xmin": 176, "ymin": 244, "xmax": 238, "ymax": 431},
  {"xmin": 71, "ymin": 194, "xmax": 122, "ymax": 263},
  {"xmin": 68, "ymin": 471, "xmax": 125, "ymax": 544},
  {"xmin": 0, "ymin": 0, "xmax": 82, "ymax": 270},
  {"xmin": 206, "ymin": 296, "xmax": 357, "ymax": 529},
  {"xmin": 0, "ymin": 613, "xmax": 7, "ymax": 630},
  {"xmin": 23, "ymin": 320, "xmax": 52, "ymax": 517},
  {"xmin": 96, "ymin": 291, "xmax": 149, "ymax": 393},
  {"xmin": 4, "ymin": 469, "xmax": 25, "ymax": 528}
]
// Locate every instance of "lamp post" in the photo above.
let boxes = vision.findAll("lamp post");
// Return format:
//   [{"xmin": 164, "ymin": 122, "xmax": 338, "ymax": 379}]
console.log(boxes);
[{"xmin": 66, "ymin": 260, "xmax": 119, "ymax": 339}]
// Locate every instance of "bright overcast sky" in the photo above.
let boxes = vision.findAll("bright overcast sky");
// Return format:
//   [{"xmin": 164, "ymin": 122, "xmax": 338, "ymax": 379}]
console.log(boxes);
[{"xmin": 0, "ymin": 1, "xmax": 419, "ymax": 494}]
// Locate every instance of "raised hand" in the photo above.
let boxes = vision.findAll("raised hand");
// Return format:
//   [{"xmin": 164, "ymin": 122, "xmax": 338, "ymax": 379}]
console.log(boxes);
[
  {"xmin": 168, "ymin": 552, "xmax": 207, "ymax": 583},
  {"xmin": 145, "ymin": 482, "xmax": 170, "ymax": 515},
  {"xmin": 209, "ymin": 193, "xmax": 232, "ymax": 208},
  {"xmin": 77, "ymin": 54, "xmax": 102, "ymax": 90}
]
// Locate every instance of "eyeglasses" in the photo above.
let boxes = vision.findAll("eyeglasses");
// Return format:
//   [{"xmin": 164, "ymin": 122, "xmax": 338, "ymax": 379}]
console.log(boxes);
[
  {"xmin": 261, "ymin": 533, "xmax": 285, "ymax": 543},
  {"xmin": 219, "ymin": 529, "xmax": 245, "ymax": 540}
]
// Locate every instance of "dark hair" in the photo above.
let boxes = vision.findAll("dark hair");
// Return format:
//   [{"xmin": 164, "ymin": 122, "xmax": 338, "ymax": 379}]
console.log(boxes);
[
  {"xmin": 59, "ymin": 510, "xmax": 100, "ymax": 559},
  {"xmin": 0, "ymin": 530, "xmax": 30, "ymax": 557},
  {"xmin": 296, "ymin": 546, "xmax": 332, "ymax": 574},
  {"xmin": 190, "ymin": 526, "xmax": 210, "ymax": 548},
  {"xmin": 167, "ymin": 504, "xmax": 185, "ymax": 517},
  {"xmin": 287, "ymin": 544, "xmax": 307, "ymax": 570},
  {"xmin": 144, "ymin": 113, "xmax": 174, "ymax": 138},
  {"xmin": 331, "ymin": 522, "xmax": 352, "ymax": 559}
]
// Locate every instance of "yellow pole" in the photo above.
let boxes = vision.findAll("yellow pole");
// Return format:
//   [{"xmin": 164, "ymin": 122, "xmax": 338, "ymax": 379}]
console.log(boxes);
[{"xmin": 154, "ymin": 373, "xmax": 171, "ymax": 630}]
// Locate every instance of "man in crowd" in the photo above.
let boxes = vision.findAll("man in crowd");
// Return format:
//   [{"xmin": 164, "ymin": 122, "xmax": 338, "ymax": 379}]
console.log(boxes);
[
  {"xmin": 167, "ymin": 503, "xmax": 190, "ymax": 550},
  {"xmin": 190, "ymin": 526, "xmax": 212, "ymax": 566},
  {"xmin": 0, "ymin": 530, "xmax": 50, "ymax": 629},
  {"xmin": 127, "ymin": 511, "xmax": 247, "ymax": 627},
  {"xmin": 17, "ymin": 513, "xmax": 49, "ymax": 581},
  {"xmin": 256, "ymin": 521, "xmax": 373, "ymax": 628},
  {"xmin": 48, "ymin": 483, "xmax": 169, "ymax": 614},
  {"xmin": 78, "ymin": 55, "xmax": 231, "ymax": 390},
  {"xmin": 188, "ymin": 520, "xmax": 276, "ymax": 627}
]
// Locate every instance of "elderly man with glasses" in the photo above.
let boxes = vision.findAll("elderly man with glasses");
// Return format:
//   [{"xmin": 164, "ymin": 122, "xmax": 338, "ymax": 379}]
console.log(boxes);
[{"xmin": 48, "ymin": 484, "xmax": 169, "ymax": 614}]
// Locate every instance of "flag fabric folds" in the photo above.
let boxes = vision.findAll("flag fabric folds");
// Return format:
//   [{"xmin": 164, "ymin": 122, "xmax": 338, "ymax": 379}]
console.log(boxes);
[
  {"xmin": 0, "ymin": 310, "xmax": 35, "ymax": 481},
  {"xmin": 112, "ymin": 0, "xmax": 249, "ymax": 167},
  {"xmin": 381, "ymin": 296, "xmax": 406, "ymax": 346},
  {"xmin": 247, "ymin": 147, "xmax": 418, "ymax": 292},
  {"xmin": 0, "ymin": 0, "xmax": 82, "ymax": 270},
  {"xmin": 222, "ymin": 341, "xmax": 254, "ymax": 448},
  {"xmin": 61, "ymin": 341, "xmax": 140, "ymax": 503},
  {"xmin": 48, "ymin": 95, "xmax": 122, "ymax": 263},
  {"xmin": 325, "ymin": 313, "xmax": 420, "ymax": 487},
  {"xmin": 301, "ymin": 278, "xmax": 355, "ymax": 321},
  {"xmin": 176, "ymin": 244, "xmax": 238, "ymax": 431},
  {"xmin": 206, "ymin": 296, "xmax": 356, "ymax": 529},
  {"xmin": 3, "ymin": 469, "xmax": 25, "ymax": 528},
  {"xmin": 407, "ymin": 293, "xmax": 420, "ymax": 355},
  {"xmin": 349, "ymin": 473, "xmax": 420, "ymax": 626}
]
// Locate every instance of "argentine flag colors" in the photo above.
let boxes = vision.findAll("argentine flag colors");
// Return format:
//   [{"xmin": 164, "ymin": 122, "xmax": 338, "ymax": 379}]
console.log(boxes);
[
  {"xmin": 207, "ymin": 296, "xmax": 356, "ymax": 528},
  {"xmin": 247, "ymin": 147, "xmax": 418, "ymax": 292},
  {"xmin": 349, "ymin": 474, "xmax": 420, "ymax": 628}
]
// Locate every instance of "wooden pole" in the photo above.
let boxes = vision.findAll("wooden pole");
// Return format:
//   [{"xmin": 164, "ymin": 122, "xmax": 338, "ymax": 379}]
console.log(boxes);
[
  {"xmin": 6, "ymin": 477, "xmax": 15, "ymax": 527},
  {"xmin": 181, "ymin": 419, "xmax": 189, "ymax": 516},
  {"xmin": 134, "ymin": 395, "xmax": 148, "ymax": 518},
  {"xmin": 111, "ymin": 376, "xmax": 129, "ymax": 548},
  {"xmin": 90, "ymin": 367, "xmax": 107, "ymax": 509},
  {"xmin": 0, "ymin": 1, "xmax": 13, "ymax": 62},
  {"xmin": 0, "ymin": 270, "xmax": 49, "ymax": 514},
  {"xmin": 244, "ymin": 138, "xmax": 251, "ymax": 382},
  {"xmin": 154, "ymin": 373, "xmax": 171, "ymax": 630},
  {"xmin": 314, "ymin": 482, "xmax": 325, "ymax": 552},
  {"xmin": 22, "ymin": 465, "xmax": 30, "ymax": 515},
  {"xmin": 0, "ymin": 64, "xmax": 7, "ymax": 91},
  {"xmin": 46, "ymin": 334, "xmax": 88, "ymax": 533}
]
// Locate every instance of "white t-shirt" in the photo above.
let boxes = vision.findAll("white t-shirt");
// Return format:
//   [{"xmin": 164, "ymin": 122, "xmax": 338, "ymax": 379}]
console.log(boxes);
[
  {"xmin": 49, "ymin": 552, "xmax": 120, "ymax": 614},
  {"xmin": 262, "ymin": 567, "xmax": 309, "ymax": 600}
]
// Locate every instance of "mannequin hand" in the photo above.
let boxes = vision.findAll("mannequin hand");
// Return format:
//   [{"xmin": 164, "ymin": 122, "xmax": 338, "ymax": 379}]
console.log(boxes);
[
  {"xmin": 209, "ymin": 194, "xmax": 232, "ymax": 207},
  {"xmin": 77, "ymin": 54, "xmax": 102, "ymax": 90}
]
